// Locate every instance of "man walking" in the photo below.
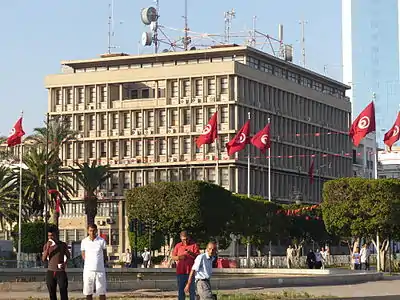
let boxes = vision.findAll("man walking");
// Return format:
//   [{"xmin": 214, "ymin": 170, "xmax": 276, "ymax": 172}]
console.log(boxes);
[
  {"xmin": 81, "ymin": 224, "xmax": 107, "ymax": 300},
  {"xmin": 142, "ymin": 247, "xmax": 151, "ymax": 268},
  {"xmin": 185, "ymin": 242, "xmax": 217, "ymax": 300},
  {"xmin": 42, "ymin": 227, "xmax": 70, "ymax": 300},
  {"xmin": 171, "ymin": 231, "xmax": 200, "ymax": 300}
]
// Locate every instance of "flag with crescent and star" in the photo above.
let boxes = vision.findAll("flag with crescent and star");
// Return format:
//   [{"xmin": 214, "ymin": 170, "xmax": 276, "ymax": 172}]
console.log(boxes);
[
  {"xmin": 7, "ymin": 117, "xmax": 25, "ymax": 147},
  {"xmin": 251, "ymin": 124, "xmax": 271, "ymax": 153},
  {"xmin": 196, "ymin": 111, "xmax": 218, "ymax": 148},
  {"xmin": 349, "ymin": 101, "xmax": 376, "ymax": 147},
  {"xmin": 384, "ymin": 111, "xmax": 400, "ymax": 151},
  {"xmin": 226, "ymin": 120, "xmax": 250, "ymax": 156}
]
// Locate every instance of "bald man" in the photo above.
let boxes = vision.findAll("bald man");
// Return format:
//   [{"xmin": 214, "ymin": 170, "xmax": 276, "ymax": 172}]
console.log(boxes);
[{"xmin": 185, "ymin": 242, "xmax": 217, "ymax": 300}]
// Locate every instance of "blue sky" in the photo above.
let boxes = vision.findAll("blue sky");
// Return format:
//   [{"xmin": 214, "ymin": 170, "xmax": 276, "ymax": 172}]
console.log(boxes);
[{"xmin": 0, "ymin": 0, "xmax": 342, "ymax": 135}]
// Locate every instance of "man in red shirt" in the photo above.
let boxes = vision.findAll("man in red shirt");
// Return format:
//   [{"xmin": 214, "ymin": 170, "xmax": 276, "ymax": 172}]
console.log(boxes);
[{"xmin": 171, "ymin": 231, "xmax": 200, "ymax": 300}]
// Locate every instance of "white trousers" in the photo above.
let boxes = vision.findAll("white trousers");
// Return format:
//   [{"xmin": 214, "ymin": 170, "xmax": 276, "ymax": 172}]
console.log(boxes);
[{"xmin": 83, "ymin": 270, "xmax": 107, "ymax": 296}]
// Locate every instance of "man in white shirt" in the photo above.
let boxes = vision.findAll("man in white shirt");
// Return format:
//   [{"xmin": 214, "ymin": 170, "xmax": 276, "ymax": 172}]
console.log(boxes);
[
  {"xmin": 184, "ymin": 242, "xmax": 217, "ymax": 300},
  {"xmin": 124, "ymin": 249, "xmax": 132, "ymax": 268},
  {"xmin": 142, "ymin": 247, "xmax": 151, "ymax": 268},
  {"xmin": 81, "ymin": 224, "xmax": 107, "ymax": 300}
]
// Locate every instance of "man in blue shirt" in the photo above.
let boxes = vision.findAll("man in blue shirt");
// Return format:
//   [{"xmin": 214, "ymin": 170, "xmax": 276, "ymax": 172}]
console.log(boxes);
[{"xmin": 184, "ymin": 242, "xmax": 217, "ymax": 300}]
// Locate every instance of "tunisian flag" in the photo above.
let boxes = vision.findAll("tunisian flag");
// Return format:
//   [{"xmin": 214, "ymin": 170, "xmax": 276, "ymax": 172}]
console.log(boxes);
[
  {"xmin": 308, "ymin": 159, "xmax": 315, "ymax": 184},
  {"xmin": 7, "ymin": 117, "xmax": 25, "ymax": 147},
  {"xmin": 349, "ymin": 101, "xmax": 376, "ymax": 147},
  {"xmin": 383, "ymin": 112, "xmax": 400, "ymax": 151},
  {"xmin": 251, "ymin": 124, "xmax": 271, "ymax": 153},
  {"xmin": 226, "ymin": 120, "xmax": 250, "ymax": 156},
  {"xmin": 196, "ymin": 112, "xmax": 218, "ymax": 148}
]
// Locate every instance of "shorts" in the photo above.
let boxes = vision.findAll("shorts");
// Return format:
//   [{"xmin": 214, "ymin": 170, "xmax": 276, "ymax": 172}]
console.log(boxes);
[{"xmin": 83, "ymin": 270, "xmax": 107, "ymax": 296}]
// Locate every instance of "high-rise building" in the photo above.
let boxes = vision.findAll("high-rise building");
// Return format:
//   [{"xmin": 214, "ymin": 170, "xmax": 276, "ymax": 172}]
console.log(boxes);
[{"xmin": 44, "ymin": 46, "xmax": 352, "ymax": 258}]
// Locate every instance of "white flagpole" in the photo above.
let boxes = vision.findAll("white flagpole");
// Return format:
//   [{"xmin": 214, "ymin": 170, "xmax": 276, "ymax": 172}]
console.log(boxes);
[
  {"xmin": 268, "ymin": 117, "xmax": 271, "ymax": 202},
  {"xmin": 247, "ymin": 112, "xmax": 251, "ymax": 197},
  {"xmin": 17, "ymin": 130, "xmax": 23, "ymax": 268},
  {"xmin": 215, "ymin": 108, "xmax": 220, "ymax": 185}
]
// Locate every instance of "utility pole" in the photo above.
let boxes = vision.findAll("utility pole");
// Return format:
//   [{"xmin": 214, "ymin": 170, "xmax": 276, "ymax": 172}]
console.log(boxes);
[
  {"xmin": 183, "ymin": 0, "xmax": 189, "ymax": 50},
  {"xmin": 299, "ymin": 20, "xmax": 308, "ymax": 68}
]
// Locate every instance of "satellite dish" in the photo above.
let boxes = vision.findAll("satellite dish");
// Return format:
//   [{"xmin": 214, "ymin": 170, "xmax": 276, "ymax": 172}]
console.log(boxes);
[
  {"xmin": 141, "ymin": 32, "xmax": 153, "ymax": 46},
  {"xmin": 141, "ymin": 7, "xmax": 158, "ymax": 25},
  {"xmin": 162, "ymin": 49, "xmax": 169, "ymax": 53},
  {"xmin": 190, "ymin": 46, "xmax": 196, "ymax": 51},
  {"xmin": 150, "ymin": 21, "xmax": 157, "ymax": 32}
]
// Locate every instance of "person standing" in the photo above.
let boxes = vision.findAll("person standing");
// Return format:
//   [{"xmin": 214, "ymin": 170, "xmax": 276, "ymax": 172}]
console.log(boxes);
[
  {"xmin": 81, "ymin": 224, "xmax": 108, "ymax": 300},
  {"xmin": 171, "ymin": 231, "xmax": 200, "ymax": 300},
  {"xmin": 320, "ymin": 247, "xmax": 326, "ymax": 269},
  {"xmin": 360, "ymin": 244, "xmax": 370, "ymax": 270},
  {"xmin": 314, "ymin": 249, "xmax": 322, "ymax": 269},
  {"xmin": 286, "ymin": 245, "xmax": 294, "ymax": 268},
  {"xmin": 142, "ymin": 247, "xmax": 151, "ymax": 268},
  {"xmin": 185, "ymin": 242, "xmax": 217, "ymax": 300},
  {"xmin": 124, "ymin": 249, "xmax": 132, "ymax": 268},
  {"xmin": 42, "ymin": 227, "xmax": 70, "ymax": 300},
  {"xmin": 353, "ymin": 247, "xmax": 361, "ymax": 270},
  {"xmin": 306, "ymin": 249, "xmax": 315, "ymax": 269}
]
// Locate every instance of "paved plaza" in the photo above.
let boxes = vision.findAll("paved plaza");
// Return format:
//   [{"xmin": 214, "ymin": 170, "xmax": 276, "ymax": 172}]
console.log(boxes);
[{"xmin": 1, "ymin": 278, "xmax": 400, "ymax": 299}]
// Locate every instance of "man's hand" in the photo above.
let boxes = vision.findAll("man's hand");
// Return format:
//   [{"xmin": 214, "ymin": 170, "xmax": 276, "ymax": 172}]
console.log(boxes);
[
  {"xmin": 184, "ymin": 283, "xmax": 190, "ymax": 293},
  {"xmin": 178, "ymin": 255, "xmax": 186, "ymax": 260}
]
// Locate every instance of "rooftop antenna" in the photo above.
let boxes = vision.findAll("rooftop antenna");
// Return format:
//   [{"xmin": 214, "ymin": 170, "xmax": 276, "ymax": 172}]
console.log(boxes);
[
  {"xmin": 249, "ymin": 16, "xmax": 257, "ymax": 47},
  {"xmin": 224, "ymin": 9, "xmax": 236, "ymax": 43},
  {"xmin": 154, "ymin": 0, "xmax": 160, "ymax": 53},
  {"xmin": 107, "ymin": 0, "xmax": 115, "ymax": 54},
  {"xmin": 299, "ymin": 20, "xmax": 308, "ymax": 67},
  {"xmin": 183, "ymin": 0, "xmax": 190, "ymax": 50}
]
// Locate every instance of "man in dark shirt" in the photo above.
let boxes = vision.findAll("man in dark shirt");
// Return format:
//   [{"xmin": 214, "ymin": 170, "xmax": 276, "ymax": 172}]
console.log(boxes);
[{"xmin": 42, "ymin": 227, "xmax": 70, "ymax": 300}]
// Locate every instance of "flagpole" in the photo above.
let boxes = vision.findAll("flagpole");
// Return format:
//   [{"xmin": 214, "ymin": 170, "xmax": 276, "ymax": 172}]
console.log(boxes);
[
  {"xmin": 215, "ymin": 107, "xmax": 220, "ymax": 185},
  {"xmin": 267, "ymin": 117, "xmax": 271, "ymax": 202},
  {"xmin": 247, "ymin": 112, "xmax": 251, "ymax": 198},
  {"xmin": 17, "ymin": 111, "xmax": 23, "ymax": 269}
]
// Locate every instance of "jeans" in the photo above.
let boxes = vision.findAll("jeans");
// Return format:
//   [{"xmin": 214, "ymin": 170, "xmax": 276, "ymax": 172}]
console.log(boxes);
[
  {"xmin": 46, "ymin": 270, "xmax": 68, "ymax": 300},
  {"xmin": 177, "ymin": 274, "xmax": 195, "ymax": 300}
]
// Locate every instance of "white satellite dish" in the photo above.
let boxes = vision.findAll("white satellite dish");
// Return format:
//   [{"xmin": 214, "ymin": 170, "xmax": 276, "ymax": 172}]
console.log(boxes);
[
  {"xmin": 142, "ymin": 32, "xmax": 153, "ymax": 46},
  {"xmin": 150, "ymin": 21, "xmax": 157, "ymax": 32},
  {"xmin": 141, "ymin": 7, "xmax": 158, "ymax": 25}
]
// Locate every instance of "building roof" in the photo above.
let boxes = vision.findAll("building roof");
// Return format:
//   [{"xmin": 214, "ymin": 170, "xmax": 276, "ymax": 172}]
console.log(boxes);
[{"xmin": 60, "ymin": 46, "xmax": 350, "ymax": 90}]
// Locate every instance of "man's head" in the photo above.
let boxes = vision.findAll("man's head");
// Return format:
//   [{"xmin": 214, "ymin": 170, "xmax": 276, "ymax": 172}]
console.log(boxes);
[
  {"xmin": 180, "ymin": 231, "xmax": 189, "ymax": 245},
  {"xmin": 88, "ymin": 224, "xmax": 98, "ymax": 240},
  {"xmin": 126, "ymin": 249, "xmax": 130, "ymax": 252},
  {"xmin": 205, "ymin": 242, "xmax": 217, "ymax": 258},
  {"xmin": 144, "ymin": 247, "xmax": 148, "ymax": 251},
  {"xmin": 47, "ymin": 227, "xmax": 58, "ymax": 242},
  {"xmin": 288, "ymin": 245, "xmax": 292, "ymax": 249}
]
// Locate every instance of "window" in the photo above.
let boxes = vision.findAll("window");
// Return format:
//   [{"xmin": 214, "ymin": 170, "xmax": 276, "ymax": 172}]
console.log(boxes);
[
  {"xmin": 221, "ymin": 168, "xmax": 229, "ymax": 188},
  {"xmin": 100, "ymin": 114, "xmax": 107, "ymax": 130},
  {"xmin": 207, "ymin": 78, "xmax": 216, "ymax": 95},
  {"xmin": 123, "ymin": 172, "xmax": 130, "ymax": 189},
  {"xmin": 89, "ymin": 142, "xmax": 96, "ymax": 158},
  {"xmin": 221, "ymin": 106, "xmax": 229, "ymax": 124},
  {"xmin": 68, "ymin": 88, "xmax": 76, "ymax": 104},
  {"xmin": 135, "ymin": 140, "xmax": 142, "ymax": 156},
  {"xmin": 183, "ymin": 80, "xmax": 190, "ymax": 97},
  {"xmin": 288, "ymin": 71, "xmax": 298, "ymax": 82},
  {"xmin": 195, "ymin": 108, "xmax": 203, "ymax": 125},
  {"xmin": 100, "ymin": 142, "xmax": 106, "ymax": 157},
  {"xmin": 89, "ymin": 86, "xmax": 96, "ymax": 103},
  {"xmin": 147, "ymin": 140, "xmax": 154, "ymax": 155},
  {"xmin": 135, "ymin": 112, "xmax": 142, "ymax": 128},
  {"xmin": 66, "ymin": 230, "xmax": 75, "ymax": 244},
  {"xmin": 111, "ymin": 229, "xmax": 119, "ymax": 246},
  {"xmin": 66, "ymin": 143, "xmax": 73, "ymax": 159},
  {"xmin": 142, "ymin": 89, "xmax": 150, "ymax": 98},
  {"xmin": 89, "ymin": 114, "xmax": 95, "ymax": 131},
  {"xmin": 159, "ymin": 110, "xmax": 166, "ymax": 127},
  {"xmin": 112, "ymin": 113, "xmax": 118, "ymax": 130},
  {"xmin": 135, "ymin": 171, "xmax": 142, "ymax": 186},
  {"xmin": 184, "ymin": 138, "xmax": 191, "ymax": 154},
  {"xmin": 195, "ymin": 79, "xmax": 203, "ymax": 97},
  {"xmin": 78, "ymin": 115, "xmax": 84, "ymax": 131},
  {"xmin": 100, "ymin": 86, "xmax": 107, "ymax": 102},
  {"xmin": 123, "ymin": 112, "xmax": 130, "ymax": 129},
  {"xmin": 183, "ymin": 109, "xmax": 191, "ymax": 125},
  {"xmin": 147, "ymin": 170, "xmax": 154, "ymax": 183},
  {"xmin": 76, "ymin": 87, "xmax": 84, "ymax": 104},
  {"xmin": 147, "ymin": 111, "xmax": 154, "ymax": 128},
  {"xmin": 159, "ymin": 170, "xmax": 167, "ymax": 181},
  {"xmin": 55, "ymin": 89, "xmax": 62, "ymax": 105},
  {"xmin": 123, "ymin": 141, "xmax": 130, "ymax": 157},
  {"xmin": 111, "ymin": 141, "xmax": 118, "ymax": 157},
  {"xmin": 130, "ymin": 90, "xmax": 138, "ymax": 99},
  {"xmin": 171, "ymin": 109, "xmax": 178, "ymax": 126},
  {"xmin": 76, "ymin": 230, "xmax": 86, "ymax": 241},
  {"xmin": 77, "ymin": 143, "xmax": 84, "ymax": 158},
  {"xmin": 220, "ymin": 77, "xmax": 228, "ymax": 94},
  {"xmin": 159, "ymin": 139, "xmax": 167, "ymax": 155},
  {"xmin": 207, "ymin": 168, "xmax": 216, "ymax": 183},
  {"xmin": 172, "ymin": 138, "xmax": 179, "ymax": 154},
  {"xmin": 171, "ymin": 81, "xmax": 178, "ymax": 97}
]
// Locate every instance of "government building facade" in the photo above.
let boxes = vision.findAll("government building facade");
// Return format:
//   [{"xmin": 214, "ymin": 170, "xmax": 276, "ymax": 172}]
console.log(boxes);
[{"xmin": 44, "ymin": 46, "xmax": 352, "ymax": 259}]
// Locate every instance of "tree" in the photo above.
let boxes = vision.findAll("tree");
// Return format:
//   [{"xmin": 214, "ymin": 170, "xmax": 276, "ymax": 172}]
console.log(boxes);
[
  {"xmin": 126, "ymin": 181, "xmax": 234, "ymax": 245},
  {"xmin": 22, "ymin": 147, "xmax": 74, "ymax": 216},
  {"xmin": 322, "ymin": 178, "xmax": 400, "ymax": 271},
  {"xmin": 28, "ymin": 116, "xmax": 77, "ymax": 153},
  {"xmin": 13, "ymin": 221, "xmax": 57, "ymax": 254},
  {"xmin": 72, "ymin": 161, "xmax": 111, "ymax": 226},
  {"xmin": 0, "ymin": 166, "xmax": 21, "ymax": 231}
]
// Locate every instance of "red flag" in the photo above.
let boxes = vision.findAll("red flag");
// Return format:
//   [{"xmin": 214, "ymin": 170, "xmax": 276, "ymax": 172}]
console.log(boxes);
[
  {"xmin": 196, "ymin": 112, "xmax": 218, "ymax": 148},
  {"xmin": 251, "ymin": 124, "xmax": 271, "ymax": 153},
  {"xmin": 383, "ymin": 112, "xmax": 400, "ymax": 151},
  {"xmin": 55, "ymin": 195, "xmax": 61, "ymax": 213},
  {"xmin": 7, "ymin": 117, "xmax": 25, "ymax": 147},
  {"xmin": 349, "ymin": 102, "xmax": 376, "ymax": 147},
  {"xmin": 308, "ymin": 160, "xmax": 315, "ymax": 184},
  {"xmin": 226, "ymin": 120, "xmax": 250, "ymax": 156}
]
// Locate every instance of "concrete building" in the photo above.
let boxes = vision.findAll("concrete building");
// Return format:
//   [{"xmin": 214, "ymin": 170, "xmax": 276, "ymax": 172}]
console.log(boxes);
[
  {"xmin": 352, "ymin": 136, "xmax": 377, "ymax": 178},
  {"xmin": 378, "ymin": 146, "xmax": 400, "ymax": 178},
  {"xmin": 44, "ymin": 46, "xmax": 352, "ymax": 258}
]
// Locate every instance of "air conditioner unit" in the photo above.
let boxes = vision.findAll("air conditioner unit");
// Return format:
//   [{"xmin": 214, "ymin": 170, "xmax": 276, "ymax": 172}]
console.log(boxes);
[
  {"xmin": 191, "ymin": 98, "xmax": 197, "ymax": 103},
  {"xmin": 196, "ymin": 97, "xmax": 202, "ymax": 103},
  {"xmin": 106, "ymin": 218, "xmax": 115, "ymax": 225},
  {"xmin": 109, "ymin": 192, "xmax": 115, "ymax": 197},
  {"xmin": 98, "ymin": 192, "xmax": 105, "ymax": 198},
  {"xmin": 171, "ymin": 156, "xmax": 178, "ymax": 162},
  {"xmin": 77, "ymin": 133, "xmax": 83, "ymax": 138},
  {"xmin": 168, "ymin": 128, "xmax": 175, "ymax": 134}
]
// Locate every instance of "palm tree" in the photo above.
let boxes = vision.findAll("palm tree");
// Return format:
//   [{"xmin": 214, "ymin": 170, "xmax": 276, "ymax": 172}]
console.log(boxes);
[
  {"xmin": 71, "ymin": 161, "xmax": 111, "ymax": 226},
  {"xmin": 0, "ymin": 166, "xmax": 21, "ymax": 231},
  {"xmin": 23, "ymin": 147, "xmax": 74, "ymax": 216},
  {"xmin": 27, "ymin": 116, "xmax": 77, "ymax": 154}
]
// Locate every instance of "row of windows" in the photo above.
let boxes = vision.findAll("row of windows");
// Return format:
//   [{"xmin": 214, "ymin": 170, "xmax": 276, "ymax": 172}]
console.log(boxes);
[
  {"xmin": 247, "ymin": 56, "xmax": 347, "ymax": 100},
  {"xmin": 59, "ymin": 228, "xmax": 119, "ymax": 246}
]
